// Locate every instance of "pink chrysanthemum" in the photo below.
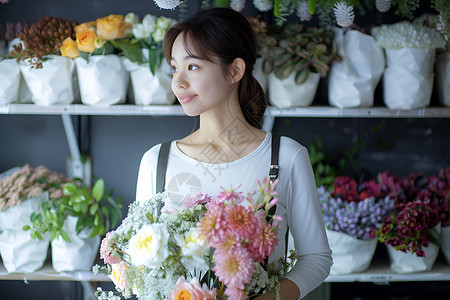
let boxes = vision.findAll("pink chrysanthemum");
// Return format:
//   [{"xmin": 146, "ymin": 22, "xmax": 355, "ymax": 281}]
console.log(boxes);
[
  {"xmin": 198, "ymin": 205, "xmax": 224, "ymax": 241},
  {"xmin": 215, "ymin": 185, "xmax": 244, "ymax": 204},
  {"xmin": 183, "ymin": 193, "xmax": 211, "ymax": 208},
  {"xmin": 100, "ymin": 232, "xmax": 122, "ymax": 265},
  {"xmin": 213, "ymin": 248, "xmax": 255, "ymax": 290},
  {"xmin": 224, "ymin": 205, "xmax": 257, "ymax": 239},
  {"xmin": 214, "ymin": 229, "xmax": 240, "ymax": 251},
  {"xmin": 249, "ymin": 221, "xmax": 278, "ymax": 261},
  {"xmin": 225, "ymin": 286, "xmax": 247, "ymax": 300}
]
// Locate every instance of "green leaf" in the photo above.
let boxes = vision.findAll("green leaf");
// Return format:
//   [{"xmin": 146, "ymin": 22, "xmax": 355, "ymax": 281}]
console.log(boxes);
[
  {"xmin": 35, "ymin": 231, "xmax": 43, "ymax": 240},
  {"xmin": 148, "ymin": 47, "xmax": 162, "ymax": 76},
  {"xmin": 63, "ymin": 183, "xmax": 78, "ymax": 196},
  {"xmin": 60, "ymin": 229, "xmax": 71, "ymax": 243},
  {"xmin": 114, "ymin": 39, "xmax": 143, "ymax": 64},
  {"xmin": 92, "ymin": 179, "xmax": 105, "ymax": 202},
  {"xmin": 94, "ymin": 214, "xmax": 100, "ymax": 227},
  {"xmin": 274, "ymin": 0, "xmax": 281, "ymax": 16},
  {"xmin": 50, "ymin": 230, "xmax": 57, "ymax": 241},
  {"xmin": 89, "ymin": 226, "xmax": 100, "ymax": 239},
  {"xmin": 294, "ymin": 68, "xmax": 310, "ymax": 85},
  {"xmin": 30, "ymin": 231, "xmax": 36, "ymax": 239},
  {"xmin": 90, "ymin": 203, "xmax": 99, "ymax": 215},
  {"xmin": 22, "ymin": 225, "xmax": 31, "ymax": 231}
]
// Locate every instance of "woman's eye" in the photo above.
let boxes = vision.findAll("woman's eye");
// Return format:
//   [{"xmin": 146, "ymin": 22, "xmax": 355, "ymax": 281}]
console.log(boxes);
[
  {"xmin": 188, "ymin": 65, "xmax": 199, "ymax": 71},
  {"xmin": 171, "ymin": 66, "xmax": 178, "ymax": 73}
]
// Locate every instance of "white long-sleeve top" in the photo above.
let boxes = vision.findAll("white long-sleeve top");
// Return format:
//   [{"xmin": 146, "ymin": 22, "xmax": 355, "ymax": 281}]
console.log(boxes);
[{"xmin": 136, "ymin": 133, "xmax": 332, "ymax": 298}]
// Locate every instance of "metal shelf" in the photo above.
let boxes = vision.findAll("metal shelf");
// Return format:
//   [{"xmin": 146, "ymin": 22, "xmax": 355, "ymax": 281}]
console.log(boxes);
[{"xmin": 1, "ymin": 104, "xmax": 450, "ymax": 118}]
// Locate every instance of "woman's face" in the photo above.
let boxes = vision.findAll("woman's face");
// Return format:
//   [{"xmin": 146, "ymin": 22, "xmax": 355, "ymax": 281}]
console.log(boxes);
[{"xmin": 170, "ymin": 33, "xmax": 235, "ymax": 117}]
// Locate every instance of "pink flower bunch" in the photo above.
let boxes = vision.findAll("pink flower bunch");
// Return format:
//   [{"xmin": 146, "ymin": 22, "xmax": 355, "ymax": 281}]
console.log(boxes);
[
  {"xmin": 198, "ymin": 178, "xmax": 280, "ymax": 299},
  {"xmin": 100, "ymin": 232, "xmax": 122, "ymax": 265},
  {"xmin": 371, "ymin": 201, "xmax": 440, "ymax": 257}
]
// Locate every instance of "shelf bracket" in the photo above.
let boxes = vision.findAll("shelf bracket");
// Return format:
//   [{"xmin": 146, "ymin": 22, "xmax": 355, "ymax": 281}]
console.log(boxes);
[{"xmin": 61, "ymin": 114, "xmax": 84, "ymax": 180}]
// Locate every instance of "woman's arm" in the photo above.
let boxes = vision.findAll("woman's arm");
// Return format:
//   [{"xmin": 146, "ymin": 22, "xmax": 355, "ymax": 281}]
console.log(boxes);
[{"xmin": 255, "ymin": 278, "xmax": 300, "ymax": 300}]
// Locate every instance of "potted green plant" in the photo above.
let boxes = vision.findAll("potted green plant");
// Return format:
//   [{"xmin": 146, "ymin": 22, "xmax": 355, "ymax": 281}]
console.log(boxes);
[
  {"xmin": 259, "ymin": 22, "xmax": 340, "ymax": 108},
  {"xmin": 24, "ymin": 177, "xmax": 123, "ymax": 272}
]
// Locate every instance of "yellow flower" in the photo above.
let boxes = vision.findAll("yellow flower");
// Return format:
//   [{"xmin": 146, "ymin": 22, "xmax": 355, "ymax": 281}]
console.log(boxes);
[
  {"xmin": 96, "ymin": 14, "xmax": 132, "ymax": 40},
  {"xmin": 74, "ymin": 21, "xmax": 97, "ymax": 37},
  {"xmin": 109, "ymin": 261, "xmax": 127, "ymax": 290},
  {"xmin": 60, "ymin": 37, "xmax": 79, "ymax": 58},
  {"xmin": 76, "ymin": 29, "xmax": 98, "ymax": 53}
]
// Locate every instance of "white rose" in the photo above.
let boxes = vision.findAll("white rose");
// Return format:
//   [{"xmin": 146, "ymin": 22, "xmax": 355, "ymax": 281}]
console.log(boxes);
[
  {"xmin": 128, "ymin": 224, "xmax": 169, "ymax": 268},
  {"xmin": 156, "ymin": 16, "xmax": 173, "ymax": 31},
  {"xmin": 176, "ymin": 227, "xmax": 210, "ymax": 272},
  {"xmin": 142, "ymin": 14, "xmax": 157, "ymax": 34},
  {"xmin": 125, "ymin": 12, "xmax": 140, "ymax": 25}
]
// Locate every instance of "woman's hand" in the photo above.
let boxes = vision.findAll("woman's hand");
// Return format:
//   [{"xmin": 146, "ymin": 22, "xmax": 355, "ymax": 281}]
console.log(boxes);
[{"xmin": 253, "ymin": 278, "xmax": 300, "ymax": 300}]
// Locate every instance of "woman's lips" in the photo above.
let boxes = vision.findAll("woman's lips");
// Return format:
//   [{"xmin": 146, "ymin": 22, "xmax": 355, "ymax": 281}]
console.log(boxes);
[{"xmin": 178, "ymin": 95, "xmax": 196, "ymax": 104}]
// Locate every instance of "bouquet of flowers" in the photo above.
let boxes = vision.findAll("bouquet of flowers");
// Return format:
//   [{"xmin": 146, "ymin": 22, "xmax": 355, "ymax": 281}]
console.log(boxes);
[
  {"xmin": 318, "ymin": 175, "xmax": 395, "ymax": 240},
  {"xmin": 95, "ymin": 178, "xmax": 294, "ymax": 300}
]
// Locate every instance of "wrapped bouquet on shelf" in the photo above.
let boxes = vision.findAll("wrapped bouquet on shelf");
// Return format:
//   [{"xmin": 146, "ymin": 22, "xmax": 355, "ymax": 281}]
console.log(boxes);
[
  {"xmin": 371, "ymin": 17, "xmax": 445, "ymax": 110},
  {"xmin": 371, "ymin": 171, "xmax": 443, "ymax": 273},
  {"xmin": 0, "ymin": 165, "xmax": 72, "ymax": 273},
  {"xmin": 25, "ymin": 178, "xmax": 123, "ymax": 273},
  {"xmin": 0, "ymin": 58, "xmax": 20, "ymax": 104},
  {"xmin": 118, "ymin": 13, "xmax": 177, "ymax": 106},
  {"xmin": 72, "ymin": 14, "xmax": 131, "ymax": 106},
  {"xmin": 318, "ymin": 175, "xmax": 395, "ymax": 275},
  {"xmin": 258, "ymin": 22, "xmax": 340, "ymax": 108},
  {"xmin": 328, "ymin": 26, "xmax": 385, "ymax": 108},
  {"xmin": 9, "ymin": 16, "xmax": 78, "ymax": 106}
]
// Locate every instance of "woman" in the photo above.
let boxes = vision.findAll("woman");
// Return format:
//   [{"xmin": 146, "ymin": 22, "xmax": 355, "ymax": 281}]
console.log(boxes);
[{"xmin": 136, "ymin": 7, "xmax": 332, "ymax": 299}]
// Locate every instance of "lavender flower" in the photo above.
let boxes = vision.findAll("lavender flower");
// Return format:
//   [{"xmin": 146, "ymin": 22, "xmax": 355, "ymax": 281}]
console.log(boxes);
[{"xmin": 318, "ymin": 186, "xmax": 395, "ymax": 240}]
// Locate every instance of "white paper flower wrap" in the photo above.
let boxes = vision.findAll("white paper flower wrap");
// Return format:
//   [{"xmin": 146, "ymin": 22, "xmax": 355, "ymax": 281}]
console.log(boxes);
[
  {"xmin": 435, "ymin": 53, "xmax": 450, "ymax": 107},
  {"xmin": 0, "ymin": 59, "xmax": 21, "ymax": 104},
  {"xmin": 328, "ymin": 28, "xmax": 385, "ymax": 108},
  {"xmin": 128, "ymin": 223, "xmax": 170, "ymax": 268},
  {"xmin": 75, "ymin": 55, "xmax": 128, "ymax": 106},
  {"xmin": 19, "ymin": 55, "xmax": 75, "ymax": 106}
]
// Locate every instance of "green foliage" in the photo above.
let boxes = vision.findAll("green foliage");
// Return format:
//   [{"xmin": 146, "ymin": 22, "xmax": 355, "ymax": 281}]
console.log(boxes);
[
  {"xmin": 259, "ymin": 23, "xmax": 340, "ymax": 84},
  {"xmin": 24, "ymin": 178, "xmax": 123, "ymax": 242}
]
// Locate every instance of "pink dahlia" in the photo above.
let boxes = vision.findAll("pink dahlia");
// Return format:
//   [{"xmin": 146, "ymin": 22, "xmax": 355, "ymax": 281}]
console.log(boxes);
[
  {"xmin": 248, "ymin": 221, "xmax": 278, "ymax": 262},
  {"xmin": 198, "ymin": 205, "xmax": 224, "ymax": 241},
  {"xmin": 224, "ymin": 205, "xmax": 257, "ymax": 239},
  {"xmin": 225, "ymin": 286, "xmax": 247, "ymax": 300},
  {"xmin": 213, "ymin": 248, "xmax": 254, "ymax": 290},
  {"xmin": 183, "ymin": 193, "xmax": 212, "ymax": 208},
  {"xmin": 100, "ymin": 232, "xmax": 122, "ymax": 265},
  {"xmin": 215, "ymin": 185, "xmax": 244, "ymax": 204}
]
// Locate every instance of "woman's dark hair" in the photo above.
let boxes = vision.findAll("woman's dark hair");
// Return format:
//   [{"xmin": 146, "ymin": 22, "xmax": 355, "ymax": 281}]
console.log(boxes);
[{"xmin": 163, "ymin": 8, "xmax": 268, "ymax": 128}]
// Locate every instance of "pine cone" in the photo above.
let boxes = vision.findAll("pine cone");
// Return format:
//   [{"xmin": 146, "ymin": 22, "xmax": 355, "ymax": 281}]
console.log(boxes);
[{"xmin": 14, "ymin": 16, "xmax": 77, "ymax": 68}]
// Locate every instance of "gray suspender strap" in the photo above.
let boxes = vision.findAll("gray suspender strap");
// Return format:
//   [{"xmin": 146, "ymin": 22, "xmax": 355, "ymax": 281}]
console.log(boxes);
[{"xmin": 155, "ymin": 141, "xmax": 171, "ymax": 215}]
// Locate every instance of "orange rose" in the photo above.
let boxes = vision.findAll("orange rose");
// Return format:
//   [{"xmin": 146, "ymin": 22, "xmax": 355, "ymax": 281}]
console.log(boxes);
[
  {"xmin": 74, "ymin": 21, "xmax": 97, "ymax": 37},
  {"xmin": 96, "ymin": 14, "xmax": 131, "ymax": 40},
  {"xmin": 60, "ymin": 37, "xmax": 79, "ymax": 58},
  {"xmin": 76, "ymin": 29, "xmax": 98, "ymax": 53}
]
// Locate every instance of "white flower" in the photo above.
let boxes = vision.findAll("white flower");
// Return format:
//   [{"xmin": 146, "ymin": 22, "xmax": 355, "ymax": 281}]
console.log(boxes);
[
  {"xmin": 333, "ymin": 1, "xmax": 355, "ymax": 28},
  {"xmin": 153, "ymin": 0, "xmax": 182, "ymax": 10},
  {"xmin": 128, "ymin": 224, "xmax": 169, "ymax": 268},
  {"xmin": 109, "ymin": 262, "xmax": 127, "ymax": 291},
  {"xmin": 125, "ymin": 12, "xmax": 140, "ymax": 25},
  {"xmin": 156, "ymin": 16, "xmax": 174, "ymax": 32},
  {"xmin": 132, "ymin": 23, "xmax": 150, "ymax": 39},
  {"xmin": 176, "ymin": 227, "xmax": 210, "ymax": 272},
  {"xmin": 253, "ymin": 0, "xmax": 273, "ymax": 12},
  {"xmin": 152, "ymin": 27, "xmax": 167, "ymax": 43},
  {"xmin": 143, "ymin": 14, "xmax": 158, "ymax": 33}
]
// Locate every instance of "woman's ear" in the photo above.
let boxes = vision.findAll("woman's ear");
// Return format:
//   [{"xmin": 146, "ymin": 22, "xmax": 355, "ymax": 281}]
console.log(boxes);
[{"xmin": 230, "ymin": 58, "xmax": 246, "ymax": 84}]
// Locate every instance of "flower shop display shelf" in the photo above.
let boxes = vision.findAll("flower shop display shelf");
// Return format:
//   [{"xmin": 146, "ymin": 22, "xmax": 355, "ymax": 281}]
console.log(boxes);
[{"xmin": 324, "ymin": 257, "xmax": 450, "ymax": 283}]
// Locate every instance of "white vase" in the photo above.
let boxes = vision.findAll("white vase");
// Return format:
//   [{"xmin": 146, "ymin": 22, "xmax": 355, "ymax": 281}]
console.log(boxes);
[
  {"xmin": 435, "ymin": 52, "xmax": 450, "ymax": 107},
  {"xmin": 383, "ymin": 48, "xmax": 435, "ymax": 110},
  {"xmin": 122, "ymin": 57, "xmax": 175, "ymax": 105},
  {"xmin": 440, "ymin": 225, "xmax": 450, "ymax": 266},
  {"xmin": 75, "ymin": 55, "xmax": 128, "ymax": 106},
  {"xmin": 268, "ymin": 71, "xmax": 320, "ymax": 108},
  {"xmin": 386, "ymin": 242, "xmax": 439, "ymax": 273},
  {"xmin": 51, "ymin": 215, "xmax": 101, "ymax": 272},
  {"xmin": 326, "ymin": 229, "xmax": 378, "ymax": 275},
  {"xmin": 19, "ymin": 55, "xmax": 75, "ymax": 106},
  {"xmin": 328, "ymin": 28, "xmax": 385, "ymax": 108},
  {"xmin": 0, "ymin": 193, "xmax": 50, "ymax": 273},
  {"xmin": 0, "ymin": 58, "xmax": 21, "ymax": 104}
]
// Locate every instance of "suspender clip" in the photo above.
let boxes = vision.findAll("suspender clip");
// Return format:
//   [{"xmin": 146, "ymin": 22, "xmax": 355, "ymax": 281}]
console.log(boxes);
[{"xmin": 269, "ymin": 165, "xmax": 279, "ymax": 182}]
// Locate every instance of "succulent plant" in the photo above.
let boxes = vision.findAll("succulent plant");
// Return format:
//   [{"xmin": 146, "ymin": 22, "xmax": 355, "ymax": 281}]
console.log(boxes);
[
  {"xmin": 10, "ymin": 16, "xmax": 77, "ymax": 68},
  {"xmin": 259, "ymin": 22, "xmax": 341, "ymax": 85}
]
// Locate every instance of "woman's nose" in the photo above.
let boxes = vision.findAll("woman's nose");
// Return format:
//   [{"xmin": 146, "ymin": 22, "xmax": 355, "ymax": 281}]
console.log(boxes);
[{"xmin": 173, "ymin": 72, "xmax": 188, "ymax": 89}]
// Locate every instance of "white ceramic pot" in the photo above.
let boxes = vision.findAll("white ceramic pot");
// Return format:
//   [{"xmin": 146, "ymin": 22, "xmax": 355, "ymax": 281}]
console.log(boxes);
[
  {"xmin": 268, "ymin": 71, "xmax": 320, "ymax": 108},
  {"xmin": 75, "ymin": 55, "xmax": 128, "ymax": 106},
  {"xmin": 19, "ymin": 55, "xmax": 75, "ymax": 106},
  {"xmin": 386, "ymin": 242, "xmax": 439, "ymax": 273},
  {"xmin": 440, "ymin": 225, "xmax": 450, "ymax": 266},
  {"xmin": 326, "ymin": 229, "xmax": 378, "ymax": 275},
  {"xmin": 51, "ymin": 215, "xmax": 101, "ymax": 272},
  {"xmin": 0, "ymin": 193, "xmax": 50, "ymax": 273},
  {"xmin": 0, "ymin": 58, "xmax": 21, "ymax": 104},
  {"xmin": 254, "ymin": 57, "xmax": 268, "ymax": 95}
]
